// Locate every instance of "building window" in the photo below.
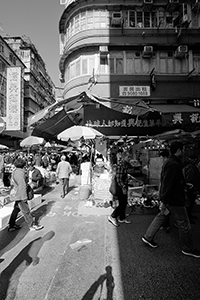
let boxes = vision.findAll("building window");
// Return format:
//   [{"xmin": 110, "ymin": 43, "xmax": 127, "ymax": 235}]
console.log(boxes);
[
  {"xmin": 64, "ymin": 5, "xmax": 184, "ymax": 45},
  {"xmin": 116, "ymin": 58, "xmax": 123, "ymax": 73},
  {"xmin": 80, "ymin": 11, "xmax": 87, "ymax": 30},
  {"xmin": 0, "ymin": 40, "xmax": 4, "ymax": 53},
  {"xmin": 100, "ymin": 10, "xmax": 109, "ymax": 28},
  {"xmin": 100, "ymin": 57, "xmax": 108, "ymax": 74},
  {"xmin": 0, "ymin": 60, "xmax": 6, "ymax": 72},
  {"xmin": 87, "ymin": 9, "xmax": 94, "ymax": 29},
  {"xmin": 93, "ymin": 10, "xmax": 100, "ymax": 29},
  {"xmin": 82, "ymin": 58, "xmax": 88, "ymax": 75},
  {"xmin": 76, "ymin": 59, "xmax": 80, "ymax": 76},
  {"xmin": 129, "ymin": 11, "xmax": 135, "ymax": 27},
  {"xmin": 9, "ymin": 52, "xmax": 13, "ymax": 63},
  {"xmin": 194, "ymin": 54, "xmax": 200, "ymax": 74},
  {"xmin": 75, "ymin": 14, "xmax": 80, "ymax": 33},
  {"xmin": 13, "ymin": 56, "xmax": 16, "ymax": 65},
  {"xmin": 127, "ymin": 10, "xmax": 153, "ymax": 28}
]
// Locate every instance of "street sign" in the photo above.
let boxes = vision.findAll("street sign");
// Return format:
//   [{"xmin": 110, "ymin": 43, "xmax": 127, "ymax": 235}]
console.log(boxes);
[{"xmin": 0, "ymin": 117, "xmax": 6, "ymax": 134}]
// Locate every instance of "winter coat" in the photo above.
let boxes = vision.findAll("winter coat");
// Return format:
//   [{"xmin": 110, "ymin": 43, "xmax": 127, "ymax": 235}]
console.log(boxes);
[{"xmin": 159, "ymin": 155, "xmax": 186, "ymax": 206}]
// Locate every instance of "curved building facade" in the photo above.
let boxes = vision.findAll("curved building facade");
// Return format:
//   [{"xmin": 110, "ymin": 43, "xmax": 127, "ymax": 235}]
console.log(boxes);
[{"xmin": 59, "ymin": 0, "xmax": 200, "ymax": 134}]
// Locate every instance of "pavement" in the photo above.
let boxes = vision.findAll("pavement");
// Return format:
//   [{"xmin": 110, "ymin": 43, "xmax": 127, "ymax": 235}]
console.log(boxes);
[{"xmin": 0, "ymin": 177, "xmax": 200, "ymax": 300}]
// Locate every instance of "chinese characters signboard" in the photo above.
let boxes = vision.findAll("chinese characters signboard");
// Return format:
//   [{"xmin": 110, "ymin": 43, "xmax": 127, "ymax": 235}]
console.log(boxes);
[
  {"xmin": 6, "ymin": 67, "xmax": 22, "ymax": 131},
  {"xmin": 119, "ymin": 86, "xmax": 150, "ymax": 97},
  {"xmin": 84, "ymin": 102, "xmax": 162, "ymax": 136},
  {"xmin": 162, "ymin": 111, "xmax": 200, "ymax": 129}
]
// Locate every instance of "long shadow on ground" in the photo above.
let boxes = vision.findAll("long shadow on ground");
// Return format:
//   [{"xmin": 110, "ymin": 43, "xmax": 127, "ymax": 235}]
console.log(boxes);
[{"xmin": 0, "ymin": 231, "xmax": 55, "ymax": 300}]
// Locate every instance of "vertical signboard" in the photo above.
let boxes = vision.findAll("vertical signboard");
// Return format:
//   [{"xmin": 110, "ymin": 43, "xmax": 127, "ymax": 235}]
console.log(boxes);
[{"xmin": 6, "ymin": 67, "xmax": 22, "ymax": 131}]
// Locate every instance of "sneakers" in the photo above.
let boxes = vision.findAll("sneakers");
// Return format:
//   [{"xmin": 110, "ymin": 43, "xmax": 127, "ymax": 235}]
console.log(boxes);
[
  {"xmin": 118, "ymin": 219, "xmax": 132, "ymax": 224},
  {"xmin": 182, "ymin": 249, "xmax": 200, "ymax": 258},
  {"xmin": 8, "ymin": 224, "xmax": 22, "ymax": 232},
  {"xmin": 142, "ymin": 236, "xmax": 158, "ymax": 248},
  {"xmin": 30, "ymin": 224, "xmax": 44, "ymax": 231},
  {"xmin": 108, "ymin": 216, "xmax": 119, "ymax": 227}
]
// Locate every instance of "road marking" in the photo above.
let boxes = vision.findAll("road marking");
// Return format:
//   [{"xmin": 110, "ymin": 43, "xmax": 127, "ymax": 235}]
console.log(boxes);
[{"xmin": 46, "ymin": 212, "xmax": 56, "ymax": 217}]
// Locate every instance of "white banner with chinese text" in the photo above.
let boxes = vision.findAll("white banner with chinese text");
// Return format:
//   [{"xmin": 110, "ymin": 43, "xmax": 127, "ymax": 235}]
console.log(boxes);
[{"xmin": 6, "ymin": 67, "xmax": 22, "ymax": 131}]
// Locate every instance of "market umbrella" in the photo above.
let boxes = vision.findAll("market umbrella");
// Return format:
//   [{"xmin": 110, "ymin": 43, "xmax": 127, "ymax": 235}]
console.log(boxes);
[
  {"xmin": 0, "ymin": 144, "xmax": 9, "ymax": 150},
  {"xmin": 20, "ymin": 136, "xmax": 45, "ymax": 147},
  {"xmin": 44, "ymin": 142, "xmax": 52, "ymax": 148},
  {"xmin": 151, "ymin": 129, "xmax": 190, "ymax": 141},
  {"xmin": 57, "ymin": 125, "xmax": 103, "ymax": 142}
]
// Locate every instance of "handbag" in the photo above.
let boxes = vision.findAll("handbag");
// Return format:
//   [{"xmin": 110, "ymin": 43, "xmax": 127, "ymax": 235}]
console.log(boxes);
[
  {"xmin": 109, "ymin": 176, "xmax": 120, "ymax": 197},
  {"xmin": 27, "ymin": 184, "xmax": 34, "ymax": 200}
]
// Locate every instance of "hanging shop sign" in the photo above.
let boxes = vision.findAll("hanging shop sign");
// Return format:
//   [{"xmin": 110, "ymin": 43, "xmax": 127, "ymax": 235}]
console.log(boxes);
[
  {"xmin": 6, "ymin": 67, "xmax": 22, "ymax": 131},
  {"xmin": 163, "ymin": 112, "xmax": 200, "ymax": 127},
  {"xmin": 119, "ymin": 86, "xmax": 150, "ymax": 97}
]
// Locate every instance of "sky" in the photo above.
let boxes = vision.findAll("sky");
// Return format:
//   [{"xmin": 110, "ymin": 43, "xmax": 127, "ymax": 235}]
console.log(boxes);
[{"xmin": 0, "ymin": 0, "xmax": 64, "ymax": 88}]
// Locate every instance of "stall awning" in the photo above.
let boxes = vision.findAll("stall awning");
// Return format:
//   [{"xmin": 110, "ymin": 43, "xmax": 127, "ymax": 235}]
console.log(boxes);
[
  {"xmin": 150, "ymin": 104, "xmax": 200, "ymax": 113},
  {"xmin": 32, "ymin": 109, "xmax": 75, "ymax": 140},
  {"xmin": 30, "ymin": 91, "xmax": 161, "ymax": 140}
]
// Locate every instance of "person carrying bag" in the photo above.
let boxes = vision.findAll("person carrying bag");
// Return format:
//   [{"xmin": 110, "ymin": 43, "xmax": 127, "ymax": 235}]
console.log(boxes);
[{"xmin": 8, "ymin": 158, "xmax": 44, "ymax": 232}]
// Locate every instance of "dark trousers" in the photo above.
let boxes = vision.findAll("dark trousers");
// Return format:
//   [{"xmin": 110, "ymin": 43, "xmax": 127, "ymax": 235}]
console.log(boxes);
[
  {"xmin": 111, "ymin": 189, "xmax": 127, "ymax": 221},
  {"xmin": 186, "ymin": 191, "xmax": 196, "ymax": 218},
  {"xmin": 9, "ymin": 201, "xmax": 20, "ymax": 227}
]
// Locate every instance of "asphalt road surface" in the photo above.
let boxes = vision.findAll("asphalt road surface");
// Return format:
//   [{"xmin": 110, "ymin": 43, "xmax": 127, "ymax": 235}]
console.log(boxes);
[{"xmin": 1, "ymin": 180, "xmax": 200, "ymax": 300}]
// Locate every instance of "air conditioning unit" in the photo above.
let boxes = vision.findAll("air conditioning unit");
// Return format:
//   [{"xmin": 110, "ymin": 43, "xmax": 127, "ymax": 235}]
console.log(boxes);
[
  {"xmin": 99, "ymin": 46, "xmax": 108, "ymax": 58},
  {"xmin": 182, "ymin": 14, "xmax": 188, "ymax": 23},
  {"xmin": 60, "ymin": 0, "xmax": 67, "ymax": 4},
  {"xmin": 174, "ymin": 45, "xmax": 188, "ymax": 58},
  {"xmin": 142, "ymin": 46, "xmax": 153, "ymax": 58},
  {"xmin": 169, "ymin": 0, "xmax": 179, "ymax": 3},
  {"xmin": 99, "ymin": 46, "xmax": 108, "ymax": 53},
  {"xmin": 144, "ymin": 0, "xmax": 153, "ymax": 3},
  {"xmin": 111, "ymin": 12, "xmax": 123, "ymax": 27}
]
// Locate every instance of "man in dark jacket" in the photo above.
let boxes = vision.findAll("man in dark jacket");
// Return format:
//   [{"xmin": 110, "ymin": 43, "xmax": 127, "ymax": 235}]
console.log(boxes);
[
  {"xmin": 142, "ymin": 141, "xmax": 200, "ymax": 258},
  {"xmin": 183, "ymin": 155, "xmax": 200, "ymax": 223}
]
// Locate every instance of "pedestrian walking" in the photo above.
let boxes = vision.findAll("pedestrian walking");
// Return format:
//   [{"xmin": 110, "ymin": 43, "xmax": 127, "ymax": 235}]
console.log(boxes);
[
  {"xmin": 8, "ymin": 158, "xmax": 44, "ymax": 231},
  {"xmin": 182, "ymin": 155, "xmax": 200, "ymax": 224},
  {"xmin": 56, "ymin": 155, "xmax": 72, "ymax": 198},
  {"xmin": 108, "ymin": 150, "xmax": 131, "ymax": 227},
  {"xmin": 142, "ymin": 141, "xmax": 200, "ymax": 258}
]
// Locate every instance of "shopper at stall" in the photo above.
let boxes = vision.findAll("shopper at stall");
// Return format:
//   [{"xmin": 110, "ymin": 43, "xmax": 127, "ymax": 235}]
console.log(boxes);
[
  {"xmin": 183, "ymin": 155, "xmax": 200, "ymax": 223},
  {"xmin": 108, "ymin": 150, "xmax": 132, "ymax": 227},
  {"xmin": 56, "ymin": 155, "xmax": 72, "ymax": 198},
  {"xmin": 28, "ymin": 163, "xmax": 44, "ymax": 189},
  {"xmin": 142, "ymin": 141, "xmax": 200, "ymax": 258},
  {"xmin": 8, "ymin": 158, "xmax": 44, "ymax": 231}
]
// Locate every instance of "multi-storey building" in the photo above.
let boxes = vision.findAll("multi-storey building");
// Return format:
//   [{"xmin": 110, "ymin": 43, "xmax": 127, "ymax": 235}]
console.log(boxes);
[
  {"xmin": 0, "ymin": 35, "xmax": 26, "ymax": 147},
  {"xmin": 58, "ymin": 0, "xmax": 200, "ymax": 137},
  {"xmin": 4, "ymin": 36, "xmax": 56, "ymax": 135}
]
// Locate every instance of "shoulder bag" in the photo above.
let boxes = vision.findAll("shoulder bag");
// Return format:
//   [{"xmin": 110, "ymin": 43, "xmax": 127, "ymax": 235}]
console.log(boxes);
[
  {"xmin": 27, "ymin": 184, "xmax": 34, "ymax": 200},
  {"xmin": 109, "ymin": 175, "xmax": 120, "ymax": 197}
]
